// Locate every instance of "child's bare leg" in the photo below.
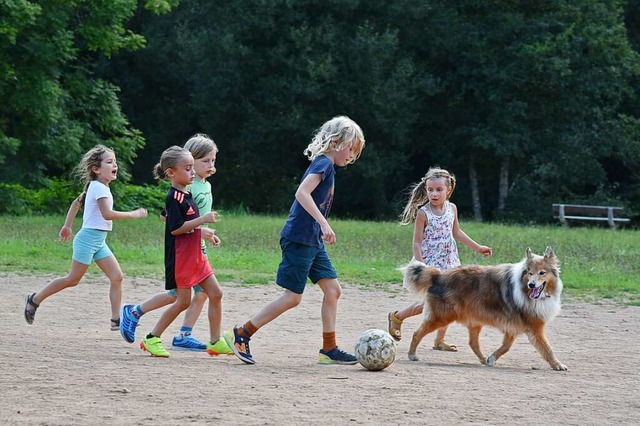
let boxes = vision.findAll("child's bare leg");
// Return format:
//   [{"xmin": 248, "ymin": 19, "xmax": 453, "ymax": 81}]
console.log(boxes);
[
  {"xmin": 251, "ymin": 289, "xmax": 302, "ymax": 329},
  {"xmin": 33, "ymin": 260, "xmax": 90, "ymax": 305},
  {"xmin": 96, "ymin": 256, "xmax": 123, "ymax": 321},
  {"xmin": 396, "ymin": 301, "xmax": 424, "ymax": 321},
  {"xmin": 389, "ymin": 301, "xmax": 423, "ymax": 341},
  {"xmin": 181, "ymin": 291, "xmax": 207, "ymax": 330},
  {"xmin": 140, "ymin": 292, "xmax": 176, "ymax": 314},
  {"xmin": 317, "ymin": 278, "xmax": 341, "ymax": 333},
  {"xmin": 150, "ymin": 288, "xmax": 191, "ymax": 337},
  {"xmin": 199, "ymin": 274, "xmax": 223, "ymax": 342},
  {"xmin": 316, "ymin": 278, "xmax": 357, "ymax": 363}
]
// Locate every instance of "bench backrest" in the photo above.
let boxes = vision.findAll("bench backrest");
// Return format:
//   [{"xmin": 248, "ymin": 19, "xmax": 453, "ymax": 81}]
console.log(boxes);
[{"xmin": 552, "ymin": 204, "xmax": 628, "ymax": 218}]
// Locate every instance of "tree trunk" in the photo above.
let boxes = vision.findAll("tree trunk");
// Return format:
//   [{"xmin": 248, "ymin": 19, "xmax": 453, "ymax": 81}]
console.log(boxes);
[
  {"xmin": 497, "ymin": 157, "xmax": 510, "ymax": 213},
  {"xmin": 469, "ymin": 160, "xmax": 483, "ymax": 222}
]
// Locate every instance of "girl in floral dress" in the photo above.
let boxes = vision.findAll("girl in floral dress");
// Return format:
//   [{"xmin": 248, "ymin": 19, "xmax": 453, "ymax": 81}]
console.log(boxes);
[{"xmin": 388, "ymin": 167, "xmax": 492, "ymax": 351}]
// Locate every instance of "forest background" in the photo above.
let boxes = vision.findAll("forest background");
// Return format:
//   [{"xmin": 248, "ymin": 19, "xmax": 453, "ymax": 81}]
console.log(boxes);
[{"xmin": 2, "ymin": 0, "xmax": 640, "ymax": 223}]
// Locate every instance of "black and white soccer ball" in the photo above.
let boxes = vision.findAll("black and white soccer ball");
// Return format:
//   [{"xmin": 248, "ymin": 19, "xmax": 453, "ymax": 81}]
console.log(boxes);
[{"xmin": 354, "ymin": 329, "xmax": 397, "ymax": 371}]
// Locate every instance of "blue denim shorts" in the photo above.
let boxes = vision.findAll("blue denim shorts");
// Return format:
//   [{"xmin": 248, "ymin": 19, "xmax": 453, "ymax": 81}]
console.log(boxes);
[
  {"xmin": 276, "ymin": 237, "xmax": 337, "ymax": 294},
  {"xmin": 72, "ymin": 228, "xmax": 113, "ymax": 265}
]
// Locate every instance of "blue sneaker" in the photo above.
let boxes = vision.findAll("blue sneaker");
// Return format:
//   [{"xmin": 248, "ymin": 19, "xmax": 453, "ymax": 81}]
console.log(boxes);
[
  {"xmin": 223, "ymin": 326, "xmax": 255, "ymax": 365},
  {"xmin": 172, "ymin": 334, "xmax": 207, "ymax": 351},
  {"xmin": 318, "ymin": 347, "xmax": 358, "ymax": 365},
  {"xmin": 119, "ymin": 304, "xmax": 139, "ymax": 343}
]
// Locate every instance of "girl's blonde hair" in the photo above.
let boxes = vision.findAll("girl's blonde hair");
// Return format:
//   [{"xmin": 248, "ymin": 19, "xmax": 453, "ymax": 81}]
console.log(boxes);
[
  {"xmin": 74, "ymin": 144, "xmax": 115, "ymax": 204},
  {"xmin": 153, "ymin": 146, "xmax": 191, "ymax": 181},
  {"xmin": 184, "ymin": 133, "xmax": 218, "ymax": 159},
  {"xmin": 399, "ymin": 167, "xmax": 456, "ymax": 225},
  {"xmin": 304, "ymin": 115, "xmax": 365, "ymax": 164}
]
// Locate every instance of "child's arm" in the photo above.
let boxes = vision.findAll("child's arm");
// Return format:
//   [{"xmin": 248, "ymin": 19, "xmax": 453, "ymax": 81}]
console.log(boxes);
[
  {"xmin": 411, "ymin": 210, "xmax": 428, "ymax": 260},
  {"xmin": 97, "ymin": 198, "xmax": 148, "ymax": 221},
  {"xmin": 171, "ymin": 211, "xmax": 218, "ymax": 236},
  {"xmin": 451, "ymin": 203, "xmax": 493, "ymax": 256},
  {"xmin": 59, "ymin": 194, "xmax": 83, "ymax": 242},
  {"xmin": 295, "ymin": 173, "xmax": 336, "ymax": 244}
]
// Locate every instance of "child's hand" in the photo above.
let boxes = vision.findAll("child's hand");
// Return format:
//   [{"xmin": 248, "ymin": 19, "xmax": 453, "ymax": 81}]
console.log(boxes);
[
  {"xmin": 320, "ymin": 223, "xmax": 336, "ymax": 245},
  {"xmin": 201, "ymin": 228, "xmax": 221, "ymax": 247},
  {"xmin": 59, "ymin": 225, "xmax": 73, "ymax": 242},
  {"xmin": 132, "ymin": 208, "xmax": 148, "ymax": 219},
  {"xmin": 477, "ymin": 245, "xmax": 493, "ymax": 256},
  {"xmin": 201, "ymin": 211, "xmax": 219, "ymax": 224}
]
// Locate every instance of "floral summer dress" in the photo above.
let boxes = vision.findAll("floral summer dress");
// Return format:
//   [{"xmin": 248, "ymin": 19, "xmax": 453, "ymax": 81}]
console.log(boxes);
[{"xmin": 420, "ymin": 201, "xmax": 461, "ymax": 270}]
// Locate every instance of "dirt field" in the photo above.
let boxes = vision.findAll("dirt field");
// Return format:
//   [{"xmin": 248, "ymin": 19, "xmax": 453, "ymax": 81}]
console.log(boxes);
[{"xmin": 2, "ymin": 272, "xmax": 639, "ymax": 425}]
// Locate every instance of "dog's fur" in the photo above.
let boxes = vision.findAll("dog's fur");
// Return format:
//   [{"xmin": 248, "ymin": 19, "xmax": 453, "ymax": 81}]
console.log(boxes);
[{"xmin": 402, "ymin": 247, "xmax": 567, "ymax": 371}]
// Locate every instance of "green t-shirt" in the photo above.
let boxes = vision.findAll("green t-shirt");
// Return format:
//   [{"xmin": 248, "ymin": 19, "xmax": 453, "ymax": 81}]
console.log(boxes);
[{"xmin": 188, "ymin": 178, "xmax": 213, "ymax": 250}]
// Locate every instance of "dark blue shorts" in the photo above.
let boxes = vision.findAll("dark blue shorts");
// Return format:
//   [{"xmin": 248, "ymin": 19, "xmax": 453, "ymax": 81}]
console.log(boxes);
[{"xmin": 276, "ymin": 237, "xmax": 338, "ymax": 294}]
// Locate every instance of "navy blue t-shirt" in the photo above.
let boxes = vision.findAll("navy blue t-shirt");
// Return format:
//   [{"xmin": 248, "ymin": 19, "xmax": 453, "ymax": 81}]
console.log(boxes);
[{"xmin": 280, "ymin": 155, "xmax": 335, "ymax": 247}]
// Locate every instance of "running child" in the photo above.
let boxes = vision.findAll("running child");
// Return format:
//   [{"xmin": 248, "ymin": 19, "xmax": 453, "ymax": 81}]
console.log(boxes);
[
  {"xmin": 388, "ymin": 166, "xmax": 492, "ymax": 351},
  {"xmin": 135, "ymin": 145, "xmax": 230, "ymax": 357},
  {"xmin": 119, "ymin": 134, "xmax": 227, "ymax": 353},
  {"xmin": 224, "ymin": 115, "xmax": 365, "ymax": 365},
  {"xmin": 23, "ymin": 145, "xmax": 148, "ymax": 330}
]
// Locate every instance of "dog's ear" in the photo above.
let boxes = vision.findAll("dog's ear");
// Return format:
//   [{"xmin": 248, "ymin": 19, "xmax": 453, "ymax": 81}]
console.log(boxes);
[
  {"xmin": 544, "ymin": 246, "xmax": 556, "ymax": 262},
  {"xmin": 544, "ymin": 246, "xmax": 560, "ymax": 273},
  {"xmin": 526, "ymin": 247, "xmax": 533, "ymax": 260}
]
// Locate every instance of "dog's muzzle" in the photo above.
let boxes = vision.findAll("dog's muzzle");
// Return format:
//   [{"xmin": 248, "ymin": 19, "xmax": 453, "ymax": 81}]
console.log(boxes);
[{"xmin": 528, "ymin": 281, "xmax": 547, "ymax": 299}]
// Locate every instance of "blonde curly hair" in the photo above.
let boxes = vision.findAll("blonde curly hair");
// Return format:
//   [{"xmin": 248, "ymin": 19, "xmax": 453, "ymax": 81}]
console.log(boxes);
[{"xmin": 303, "ymin": 116, "xmax": 365, "ymax": 164}]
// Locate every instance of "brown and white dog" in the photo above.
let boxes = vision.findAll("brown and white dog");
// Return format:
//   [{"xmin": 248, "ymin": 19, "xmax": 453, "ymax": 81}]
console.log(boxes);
[{"xmin": 402, "ymin": 247, "xmax": 567, "ymax": 371}]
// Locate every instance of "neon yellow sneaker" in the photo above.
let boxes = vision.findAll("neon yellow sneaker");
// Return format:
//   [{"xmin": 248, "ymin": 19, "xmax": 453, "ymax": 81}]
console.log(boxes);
[
  {"xmin": 206, "ymin": 337, "xmax": 233, "ymax": 356},
  {"xmin": 140, "ymin": 335, "xmax": 170, "ymax": 358}
]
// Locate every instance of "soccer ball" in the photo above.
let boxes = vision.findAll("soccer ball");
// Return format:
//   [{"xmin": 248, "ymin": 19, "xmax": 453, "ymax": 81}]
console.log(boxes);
[{"xmin": 354, "ymin": 329, "xmax": 397, "ymax": 371}]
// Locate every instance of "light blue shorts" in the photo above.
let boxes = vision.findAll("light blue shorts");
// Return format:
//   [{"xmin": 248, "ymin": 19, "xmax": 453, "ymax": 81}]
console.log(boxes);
[
  {"xmin": 72, "ymin": 228, "xmax": 113, "ymax": 265},
  {"xmin": 167, "ymin": 285, "xmax": 203, "ymax": 298}
]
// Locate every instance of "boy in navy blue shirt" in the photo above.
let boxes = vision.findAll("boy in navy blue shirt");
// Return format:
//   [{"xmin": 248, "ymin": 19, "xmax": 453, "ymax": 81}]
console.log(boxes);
[{"xmin": 224, "ymin": 116, "xmax": 365, "ymax": 365}]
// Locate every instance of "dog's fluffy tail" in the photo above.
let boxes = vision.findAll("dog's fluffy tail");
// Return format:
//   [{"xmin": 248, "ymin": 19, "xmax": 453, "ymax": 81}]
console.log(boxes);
[{"xmin": 401, "ymin": 259, "xmax": 440, "ymax": 297}]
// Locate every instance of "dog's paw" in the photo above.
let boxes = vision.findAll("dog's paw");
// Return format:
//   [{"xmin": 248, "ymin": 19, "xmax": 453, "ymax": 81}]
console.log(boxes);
[
  {"xmin": 485, "ymin": 355, "xmax": 496, "ymax": 367},
  {"xmin": 408, "ymin": 353, "xmax": 420, "ymax": 362},
  {"xmin": 552, "ymin": 362, "xmax": 568, "ymax": 371}
]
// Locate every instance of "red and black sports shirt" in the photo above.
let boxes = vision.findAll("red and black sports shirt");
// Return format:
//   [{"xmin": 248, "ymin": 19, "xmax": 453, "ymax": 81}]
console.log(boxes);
[{"xmin": 164, "ymin": 187, "xmax": 213, "ymax": 290}]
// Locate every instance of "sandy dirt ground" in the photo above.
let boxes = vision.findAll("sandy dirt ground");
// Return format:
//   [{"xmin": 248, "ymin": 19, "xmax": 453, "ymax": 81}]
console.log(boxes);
[{"xmin": 1, "ymin": 272, "xmax": 639, "ymax": 425}]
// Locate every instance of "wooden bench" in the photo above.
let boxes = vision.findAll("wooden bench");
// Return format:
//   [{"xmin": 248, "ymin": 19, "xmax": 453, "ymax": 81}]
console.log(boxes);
[{"xmin": 553, "ymin": 204, "xmax": 630, "ymax": 229}]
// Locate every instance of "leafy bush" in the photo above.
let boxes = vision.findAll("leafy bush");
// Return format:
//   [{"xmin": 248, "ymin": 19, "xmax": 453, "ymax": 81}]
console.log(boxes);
[
  {"xmin": 0, "ymin": 180, "xmax": 77, "ymax": 215},
  {"xmin": 111, "ymin": 180, "xmax": 170, "ymax": 213},
  {"xmin": 0, "ymin": 180, "xmax": 170, "ymax": 215}
]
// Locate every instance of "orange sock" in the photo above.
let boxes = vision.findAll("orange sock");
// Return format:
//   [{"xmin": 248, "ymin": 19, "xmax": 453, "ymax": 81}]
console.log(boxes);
[
  {"xmin": 322, "ymin": 331, "xmax": 337, "ymax": 352},
  {"xmin": 238, "ymin": 321, "xmax": 258, "ymax": 338}
]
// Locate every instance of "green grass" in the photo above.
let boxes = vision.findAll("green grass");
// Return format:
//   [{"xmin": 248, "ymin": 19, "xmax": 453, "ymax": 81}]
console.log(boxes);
[{"xmin": 1, "ymin": 214, "xmax": 638, "ymax": 302}]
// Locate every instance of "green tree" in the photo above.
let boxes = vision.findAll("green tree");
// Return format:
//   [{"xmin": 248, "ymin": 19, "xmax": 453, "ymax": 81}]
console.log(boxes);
[
  {"xmin": 406, "ymin": 1, "xmax": 640, "ymax": 221},
  {"xmin": 0, "ymin": 0, "xmax": 177, "ymax": 185},
  {"xmin": 104, "ymin": 0, "xmax": 426, "ymax": 218},
  {"xmin": 103, "ymin": 0, "xmax": 640, "ymax": 221}
]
